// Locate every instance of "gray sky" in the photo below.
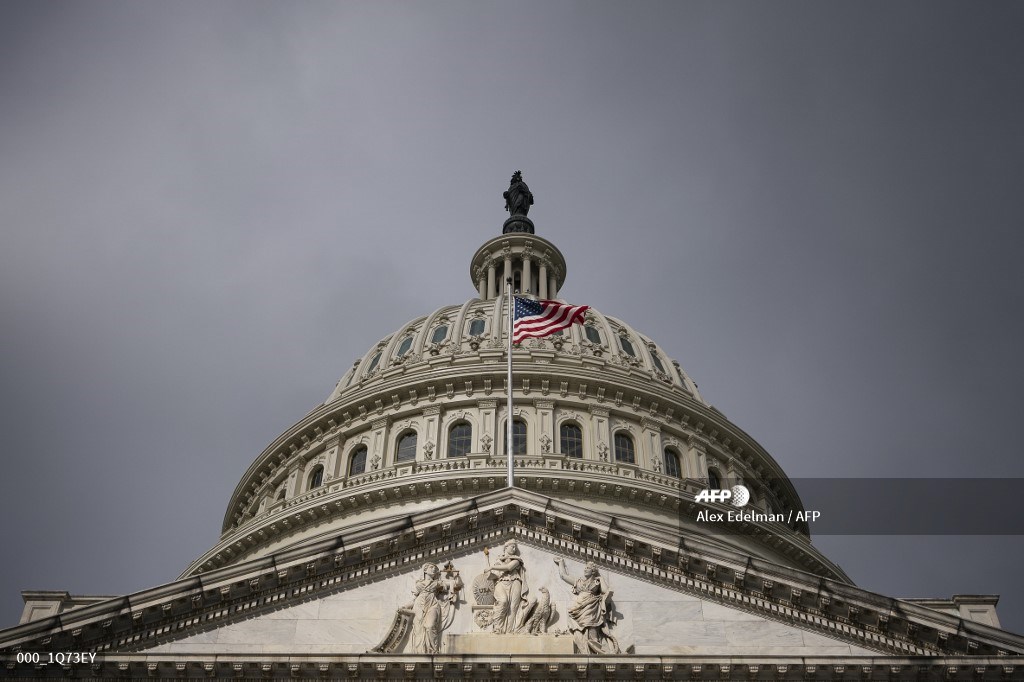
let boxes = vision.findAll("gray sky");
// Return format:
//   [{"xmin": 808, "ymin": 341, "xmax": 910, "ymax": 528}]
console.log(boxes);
[{"xmin": 1, "ymin": 1, "xmax": 1022, "ymax": 634}]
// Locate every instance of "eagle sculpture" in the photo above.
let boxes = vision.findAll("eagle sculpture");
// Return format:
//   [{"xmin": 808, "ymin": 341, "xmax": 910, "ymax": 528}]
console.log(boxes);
[{"xmin": 515, "ymin": 586, "xmax": 555, "ymax": 634}]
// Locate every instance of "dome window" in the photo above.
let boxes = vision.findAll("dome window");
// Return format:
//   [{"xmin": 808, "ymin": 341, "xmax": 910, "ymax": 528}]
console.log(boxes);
[
  {"xmin": 674, "ymin": 363, "xmax": 690, "ymax": 390},
  {"xmin": 619, "ymin": 335, "xmax": 636, "ymax": 357},
  {"xmin": 651, "ymin": 351, "xmax": 667, "ymax": 374},
  {"xmin": 468, "ymin": 319, "xmax": 486, "ymax": 336},
  {"xmin": 613, "ymin": 432, "xmax": 635, "ymax": 464},
  {"xmin": 584, "ymin": 325, "xmax": 602, "ymax": 345},
  {"xmin": 431, "ymin": 325, "xmax": 449, "ymax": 344},
  {"xmin": 396, "ymin": 431, "xmax": 418, "ymax": 463},
  {"xmin": 308, "ymin": 465, "xmax": 324, "ymax": 490},
  {"xmin": 447, "ymin": 422, "xmax": 472, "ymax": 457},
  {"xmin": 504, "ymin": 419, "xmax": 527, "ymax": 455},
  {"xmin": 276, "ymin": 488, "xmax": 286, "ymax": 501},
  {"xmin": 664, "ymin": 449, "xmax": 681, "ymax": 478},
  {"xmin": 349, "ymin": 446, "xmax": 367, "ymax": 476},
  {"xmin": 366, "ymin": 351, "xmax": 382, "ymax": 374},
  {"xmin": 560, "ymin": 423, "xmax": 583, "ymax": 458},
  {"xmin": 708, "ymin": 468, "xmax": 722, "ymax": 490},
  {"xmin": 396, "ymin": 337, "xmax": 413, "ymax": 359}
]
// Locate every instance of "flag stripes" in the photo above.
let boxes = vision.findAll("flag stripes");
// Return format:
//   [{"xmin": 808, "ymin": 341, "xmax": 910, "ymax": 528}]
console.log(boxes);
[{"xmin": 512, "ymin": 297, "xmax": 589, "ymax": 344}]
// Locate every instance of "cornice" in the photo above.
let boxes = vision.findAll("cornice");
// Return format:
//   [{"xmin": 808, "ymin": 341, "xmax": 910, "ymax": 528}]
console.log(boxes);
[{"xmin": 3, "ymin": 655, "xmax": 1022, "ymax": 680}]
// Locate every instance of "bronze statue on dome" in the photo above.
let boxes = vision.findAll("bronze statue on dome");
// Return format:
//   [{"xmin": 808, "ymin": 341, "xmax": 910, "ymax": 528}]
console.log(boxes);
[{"xmin": 503, "ymin": 171, "xmax": 534, "ymax": 218}]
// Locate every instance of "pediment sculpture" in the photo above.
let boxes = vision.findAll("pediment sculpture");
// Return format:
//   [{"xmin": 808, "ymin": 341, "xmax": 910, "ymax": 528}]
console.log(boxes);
[
  {"xmin": 404, "ymin": 561, "xmax": 463, "ymax": 654},
  {"xmin": 471, "ymin": 539, "xmax": 556, "ymax": 634}
]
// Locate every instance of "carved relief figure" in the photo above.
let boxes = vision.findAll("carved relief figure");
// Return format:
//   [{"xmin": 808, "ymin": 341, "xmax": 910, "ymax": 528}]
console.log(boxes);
[
  {"xmin": 503, "ymin": 170, "xmax": 534, "ymax": 217},
  {"xmin": 555, "ymin": 558, "xmax": 621, "ymax": 654},
  {"xmin": 407, "ymin": 562, "xmax": 462, "ymax": 653},
  {"xmin": 487, "ymin": 539, "xmax": 528, "ymax": 633}
]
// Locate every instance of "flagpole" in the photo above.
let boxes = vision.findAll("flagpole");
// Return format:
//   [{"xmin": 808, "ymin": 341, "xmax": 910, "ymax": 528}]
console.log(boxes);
[{"xmin": 506, "ymin": 277, "xmax": 514, "ymax": 489}]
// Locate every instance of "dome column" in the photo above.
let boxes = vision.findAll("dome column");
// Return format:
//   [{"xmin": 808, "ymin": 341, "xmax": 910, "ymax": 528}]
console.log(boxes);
[
  {"xmin": 324, "ymin": 438, "xmax": 343, "ymax": 480},
  {"xmin": 422, "ymin": 406, "xmax": 441, "ymax": 461},
  {"xmin": 534, "ymin": 400, "xmax": 555, "ymax": 454},
  {"xmin": 686, "ymin": 434, "xmax": 709, "ymax": 481},
  {"xmin": 487, "ymin": 260, "xmax": 497, "ymax": 299},
  {"xmin": 641, "ymin": 418, "xmax": 663, "ymax": 473},
  {"xmin": 549, "ymin": 271, "xmax": 558, "ymax": 299},
  {"xmin": 538, "ymin": 260, "xmax": 548, "ymax": 298},
  {"xmin": 371, "ymin": 419, "xmax": 388, "ymax": 469},
  {"xmin": 285, "ymin": 461, "xmax": 303, "ymax": 498},
  {"xmin": 589, "ymin": 407, "xmax": 611, "ymax": 461},
  {"xmin": 479, "ymin": 400, "xmax": 498, "ymax": 455},
  {"xmin": 522, "ymin": 248, "xmax": 533, "ymax": 295},
  {"xmin": 475, "ymin": 268, "xmax": 486, "ymax": 299},
  {"xmin": 502, "ymin": 251, "xmax": 512, "ymax": 294}
]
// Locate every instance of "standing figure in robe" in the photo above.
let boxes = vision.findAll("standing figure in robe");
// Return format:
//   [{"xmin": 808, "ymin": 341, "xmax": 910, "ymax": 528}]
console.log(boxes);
[
  {"xmin": 487, "ymin": 539, "xmax": 529, "ymax": 633},
  {"xmin": 503, "ymin": 170, "xmax": 534, "ymax": 217},
  {"xmin": 555, "ymin": 557, "xmax": 621, "ymax": 654},
  {"xmin": 408, "ymin": 562, "xmax": 461, "ymax": 653}
]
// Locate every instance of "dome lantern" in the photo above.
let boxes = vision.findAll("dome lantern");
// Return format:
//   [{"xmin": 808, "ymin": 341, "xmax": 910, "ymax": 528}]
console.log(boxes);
[{"xmin": 470, "ymin": 171, "xmax": 567, "ymax": 300}]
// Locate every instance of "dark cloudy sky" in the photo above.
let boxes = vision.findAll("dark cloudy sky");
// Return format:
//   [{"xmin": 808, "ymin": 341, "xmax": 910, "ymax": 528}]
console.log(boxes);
[{"xmin": 1, "ymin": 2, "xmax": 1022, "ymax": 634}]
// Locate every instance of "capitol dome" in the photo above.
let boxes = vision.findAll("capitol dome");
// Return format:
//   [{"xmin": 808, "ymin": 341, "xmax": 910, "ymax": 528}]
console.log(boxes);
[{"xmin": 186, "ymin": 190, "xmax": 849, "ymax": 585}]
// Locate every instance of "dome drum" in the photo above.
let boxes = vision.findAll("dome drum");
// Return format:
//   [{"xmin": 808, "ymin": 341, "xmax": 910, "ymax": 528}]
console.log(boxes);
[{"xmin": 200, "ymin": 343, "xmax": 834, "ymax": 581}]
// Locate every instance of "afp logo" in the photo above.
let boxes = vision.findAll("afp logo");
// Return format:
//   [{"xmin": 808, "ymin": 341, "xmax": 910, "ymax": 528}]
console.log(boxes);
[{"xmin": 695, "ymin": 484, "xmax": 750, "ymax": 508}]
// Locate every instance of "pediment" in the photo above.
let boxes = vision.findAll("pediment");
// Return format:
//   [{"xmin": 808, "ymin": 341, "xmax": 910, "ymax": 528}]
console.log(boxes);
[
  {"xmin": 138, "ymin": 540, "xmax": 877, "ymax": 657},
  {"xmin": 2, "ymin": 489, "xmax": 1022, "ymax": 664}
]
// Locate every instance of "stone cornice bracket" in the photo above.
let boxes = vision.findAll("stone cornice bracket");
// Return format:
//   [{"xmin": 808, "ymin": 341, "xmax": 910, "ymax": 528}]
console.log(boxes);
[
  {"xmin": 641, "ymin": 417, "xmax": 663, "ymax": 431},
  {"xmin": 687, "ymin": 433, "xmax": 710, "ymax": 453}
]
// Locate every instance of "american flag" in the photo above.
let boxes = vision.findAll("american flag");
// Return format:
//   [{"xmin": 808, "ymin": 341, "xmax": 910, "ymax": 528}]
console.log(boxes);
[{"xmin": 512, "ymin": 297, "xmax": 589, "ymax": 345}]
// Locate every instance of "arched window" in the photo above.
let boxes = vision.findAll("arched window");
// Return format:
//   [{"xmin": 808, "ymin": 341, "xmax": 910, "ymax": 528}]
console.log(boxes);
[
  {"xmin": 708, "ymin": 468, "xmax": 722, "ymax": 490},
  {"xmin": 349, "ymin": 446, "xmax": 367, "ymax": 476},
  {"xmin": 276, "ymin": 488, "xmax": 286, "ymax": 501},
  {"xmin": 614, "ymin": 432, "xmax": 635, "ymax": 464},
  {"xmin": 308, "ymin": 465, "xmax": 324, "ymax": 490},
  {"xmin": 469, "ymin": 319, "xmax": 486, "ymax": 336},
  {"xmin": 504, "ymin": 419, "xmax": 527, "ymax": 455},
  {"xmin": 650, "ymin": 350, "xmax": 667, "ymax": 374},
  {"xmin": 560, "ymin": 423, "xmax": 583, "ymax": 458},
  {"xmin": 396, "ymin": 431, "xmax": 418, "ymax": 462},
  {"xmin": 664, "ymin": 448, "xmax": 681, "ymax": 478},
  {"xmin": 619, "ymin": 336, "xmax": 636, "ymax": 357},
  {"xmin": 366, "ymin": 351, "xmax": 382, "ymax": 373},
  {"xmin": 396, "ymin": 336, "xmax": 413, "ymax": 359},
  {"xmin": 585, "ymin": 325, "xmax": 602, "ymax": 345},
  {"xmin": 448, "ymin": 422, "xmax": 472, "ymax": 457},
  {"xmin": 431, "ymin": 325, "xmax": 449, "ymax": 344}
]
